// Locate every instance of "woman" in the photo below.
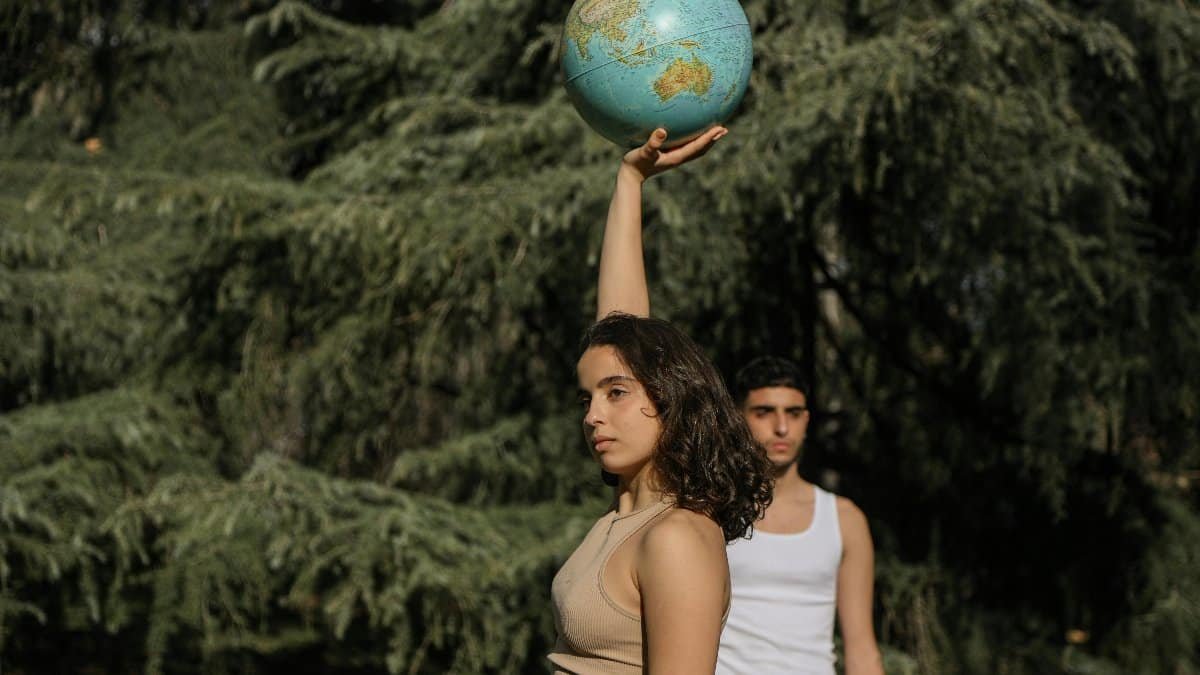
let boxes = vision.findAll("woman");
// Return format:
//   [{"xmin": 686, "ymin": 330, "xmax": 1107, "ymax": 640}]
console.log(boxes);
[{"xmin": 549, "ymin": 127, "xmax": 773, "ymax": 674}]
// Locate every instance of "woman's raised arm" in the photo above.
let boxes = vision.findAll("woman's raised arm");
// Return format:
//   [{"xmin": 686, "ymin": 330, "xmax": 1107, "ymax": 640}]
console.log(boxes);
[{"xmin": 595, "ymin": 126, "xmax": 728, "ymax": 321}]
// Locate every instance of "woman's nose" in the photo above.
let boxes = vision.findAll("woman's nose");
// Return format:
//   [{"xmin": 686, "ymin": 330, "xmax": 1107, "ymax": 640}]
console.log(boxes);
[{"xmin": 584, "ymin": 402, "xmax": 601, "ymax": 427}]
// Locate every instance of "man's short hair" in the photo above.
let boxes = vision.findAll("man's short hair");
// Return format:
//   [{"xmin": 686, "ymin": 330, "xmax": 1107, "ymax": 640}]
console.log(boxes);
[{"xmin": 733, "ymin": 356, "xmax": 809, "ymax": 404}]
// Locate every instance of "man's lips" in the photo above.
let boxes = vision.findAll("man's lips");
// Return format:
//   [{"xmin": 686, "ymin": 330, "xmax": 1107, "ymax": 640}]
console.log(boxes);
[{"xmin": 769, "ymin": 441, "xmax": 791, "ymax": 451}]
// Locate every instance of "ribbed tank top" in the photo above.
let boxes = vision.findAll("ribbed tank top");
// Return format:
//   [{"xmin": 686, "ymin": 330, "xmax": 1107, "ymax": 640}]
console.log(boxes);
[
  {"xmin": 548, "ymin": 499, "xmax": 674, "ymax": 675},
  {"xmin": 716, "ymin": 486, "xmax": 842, "ymax": 675}
]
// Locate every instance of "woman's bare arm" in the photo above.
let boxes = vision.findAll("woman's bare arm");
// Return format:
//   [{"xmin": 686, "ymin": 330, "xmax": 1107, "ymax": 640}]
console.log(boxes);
[
  {"xmin": 637, "ymin": 510, "xmax": 729, "ymax": 674},
  {"xmin": 597, "ymin": 164, "xmax": 652, "ymax": 319},
  {"xmin": 595, "ymin": 126, "xmax": 728, "ymax": 321}
]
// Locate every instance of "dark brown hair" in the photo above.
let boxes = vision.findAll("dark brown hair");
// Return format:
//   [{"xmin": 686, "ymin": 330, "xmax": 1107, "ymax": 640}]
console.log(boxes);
[
  {"xmin": 579, "ymin": 313, "xmax": 773, "ymax": 541},
  {"xmin": 733, "ymin": 355, "xmax": 809, "ymax": 404}
]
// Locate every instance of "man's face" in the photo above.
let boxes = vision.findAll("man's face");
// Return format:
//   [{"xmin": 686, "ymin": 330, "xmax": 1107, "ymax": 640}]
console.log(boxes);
[{"xmin": 742, "ymin": 386, "xmax": 809, "ymax": 470}]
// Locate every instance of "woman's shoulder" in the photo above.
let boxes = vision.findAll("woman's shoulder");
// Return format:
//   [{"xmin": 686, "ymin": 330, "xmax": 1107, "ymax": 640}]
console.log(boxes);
[
  {"xmin": 634, "ymin": 507, "xmax": 728, "ymax": 593},
  {"xmin": 638, "ymin": 507, "xmax": 725, "ymax": 559}
]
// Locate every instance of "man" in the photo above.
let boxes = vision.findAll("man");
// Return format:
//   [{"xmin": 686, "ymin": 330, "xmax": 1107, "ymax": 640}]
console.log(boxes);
[{"xmin": 717, "ymin": 356, "xmax": 884, "ymax": 675}]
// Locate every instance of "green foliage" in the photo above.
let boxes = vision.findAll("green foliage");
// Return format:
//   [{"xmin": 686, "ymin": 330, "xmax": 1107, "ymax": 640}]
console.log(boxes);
[
  {"xmin": 1, "ymin": 0, "xmax": 1198, "ymax": 672},
  {"xmin": 1113, "ymin": 495, "xmax": 1200, "ymax": 674},
  {"xmin": 387, "ymin": 414, "xmax": 597, "ymax": 505},
  {"xmin": 99, "ymin": 455, "xmax": 601, "ymax": 673},
  {"xmin": 0, "ymin": 388, "xmax": 218, "ymax": 654}
]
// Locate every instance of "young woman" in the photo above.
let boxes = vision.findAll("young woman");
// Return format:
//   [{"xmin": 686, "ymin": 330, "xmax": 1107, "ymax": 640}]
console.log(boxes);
[{"xmin": 548, "ymin": 127, "xmax": 773, "ymax": 674}]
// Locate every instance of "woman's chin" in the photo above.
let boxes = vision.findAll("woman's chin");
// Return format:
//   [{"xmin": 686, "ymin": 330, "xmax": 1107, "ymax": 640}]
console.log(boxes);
[
  {"xmin": 599, "ymin": 458, "xmax": 653, "ymax": 483},
  {"xmin": 598, "ymin": 461, "xmax": 629, "ymax": 478}
]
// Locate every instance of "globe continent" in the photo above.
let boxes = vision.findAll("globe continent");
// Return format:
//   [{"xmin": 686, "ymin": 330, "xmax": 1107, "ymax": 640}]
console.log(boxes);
[{"xmin": 561, "ymin": 0, "xmax": 753, "ymax": 147}]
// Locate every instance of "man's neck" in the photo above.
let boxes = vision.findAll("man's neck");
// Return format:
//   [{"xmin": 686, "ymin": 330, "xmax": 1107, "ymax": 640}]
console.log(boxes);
[{"xmin": 772, "ymin": 463, "xmax": 812, "ymax": 500}]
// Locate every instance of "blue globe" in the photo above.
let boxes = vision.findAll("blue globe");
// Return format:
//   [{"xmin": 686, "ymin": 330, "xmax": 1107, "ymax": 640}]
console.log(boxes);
[{"xmin": 561, "ymin": 0, "xmax": 753, "ymax": 147}]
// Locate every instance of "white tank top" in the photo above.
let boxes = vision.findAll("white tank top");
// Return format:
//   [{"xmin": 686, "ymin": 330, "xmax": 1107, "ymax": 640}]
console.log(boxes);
[{"xmin": 716, "ymin": 485, "xmax": 842, "ymax": 675}]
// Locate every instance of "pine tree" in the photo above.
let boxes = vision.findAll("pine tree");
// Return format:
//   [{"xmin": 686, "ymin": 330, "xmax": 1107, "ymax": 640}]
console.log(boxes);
[{"xmin": 1, "ymin": 0, "xmax": 1197, "ymax": 673}]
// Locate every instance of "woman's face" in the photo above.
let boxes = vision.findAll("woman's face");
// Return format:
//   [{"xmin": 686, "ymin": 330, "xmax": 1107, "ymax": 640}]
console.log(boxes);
[{"xmin": 576, "ymin": 345, "xmax": 662, "ymax": 480}]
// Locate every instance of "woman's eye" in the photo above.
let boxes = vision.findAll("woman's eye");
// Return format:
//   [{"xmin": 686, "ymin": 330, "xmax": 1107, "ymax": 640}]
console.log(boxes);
[
  {"xmin": 608, "ymin": 388, "xmax": 628, "ymax": 399},
  {"xmin": 578, "ymin": 397, "xmax": 591, "ymax": 409}
]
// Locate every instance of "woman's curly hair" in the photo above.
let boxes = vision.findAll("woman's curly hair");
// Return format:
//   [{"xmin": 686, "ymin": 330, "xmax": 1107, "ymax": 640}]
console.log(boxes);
[{"xmin": 580, "ymin": 313, "xmax": 774, "ymax": 542}]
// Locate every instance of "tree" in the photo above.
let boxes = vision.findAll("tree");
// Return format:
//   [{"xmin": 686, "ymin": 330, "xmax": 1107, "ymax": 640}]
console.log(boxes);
[{"xmin": 1, "ymin": 0, "xmax": 1197, "ymax": 672}]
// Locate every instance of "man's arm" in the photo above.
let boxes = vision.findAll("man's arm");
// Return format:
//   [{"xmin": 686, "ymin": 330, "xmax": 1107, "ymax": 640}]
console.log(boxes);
[
  {"xmin": 836, "ymin": 497, "xmax": 885, "ymax": 675},
  {"xmin": 595, "ymin": 126, "xmax": 728, "ymax": 321}
]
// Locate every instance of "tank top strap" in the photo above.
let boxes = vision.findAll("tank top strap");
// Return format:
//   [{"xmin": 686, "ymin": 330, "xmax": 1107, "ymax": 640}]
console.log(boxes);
[
  {"xmin": 605, "ymin": 499, "xmax": 673, "ymax": 555},
  {"xmin": 598, "ymin": 499, "xmax": 674, "ymax": 620},
  {"xmin": 812, "ymin": 486, "xmax": 841, "ymax": 546}
]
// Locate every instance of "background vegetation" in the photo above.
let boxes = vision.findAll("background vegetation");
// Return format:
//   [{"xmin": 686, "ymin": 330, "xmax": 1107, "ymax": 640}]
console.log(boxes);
[{"xmin": 1, "ymin": 0, "xmax": 1197, "ymax": 672}]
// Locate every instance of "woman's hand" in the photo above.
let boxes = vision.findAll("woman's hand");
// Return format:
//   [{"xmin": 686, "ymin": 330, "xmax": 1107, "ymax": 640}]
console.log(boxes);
[{"xmin": 620, "ymin": 126, "xmax": 728, "ymax": 183}]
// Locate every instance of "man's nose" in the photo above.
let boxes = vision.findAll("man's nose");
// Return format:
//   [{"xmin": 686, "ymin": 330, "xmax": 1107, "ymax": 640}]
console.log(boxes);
[{"xmin": 774, "ymin": 414, "xmax": 789, "ymax": 435}]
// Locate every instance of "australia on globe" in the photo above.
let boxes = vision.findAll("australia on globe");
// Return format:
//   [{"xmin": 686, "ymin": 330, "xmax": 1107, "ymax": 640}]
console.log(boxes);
[{"xmin": 561, "ymin": 0, "xmax": 753, "ymax": 147}]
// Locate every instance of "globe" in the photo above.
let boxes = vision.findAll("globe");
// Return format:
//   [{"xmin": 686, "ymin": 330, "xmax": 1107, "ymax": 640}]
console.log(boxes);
[{"xmin": 561, "ymin": 0, "xmax": 753, "ymax": 148}]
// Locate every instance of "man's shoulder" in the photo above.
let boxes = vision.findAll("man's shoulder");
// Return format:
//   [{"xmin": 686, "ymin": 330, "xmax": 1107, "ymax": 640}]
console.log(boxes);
[
  {"xmin": 831, "ymin": 495, "xmax": 873, "ymax": 551},
  {"xmin": 833, "ymin": 494, "xmax": 865, "ymax": 519},
  {"xmin": 810, "ymin": 485, "xmax": 865, "ymax": 522}
]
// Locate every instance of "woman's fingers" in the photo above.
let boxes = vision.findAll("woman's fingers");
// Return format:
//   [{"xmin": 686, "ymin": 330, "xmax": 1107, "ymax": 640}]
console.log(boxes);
[
  {"xmin": 638, "ymin": 128, "xmax": 667, "ymax": 163},
  {"xmin": 624, "ymin": 128, "xmax": 668, "ymax": 168},
  {"xmin": 684, "ymin": 126, "xmax": 728, "ymax": 155},
  {"xmin": 658, "ymin": 126, "xmax": 727, "ymax": 167},
  {"xmin": 646, "ymin": 128, "xmax": 667, "ymax": 151},
  {"xmin": 623, "ymin": 126, "xmax": 727, "ymax": 178}
]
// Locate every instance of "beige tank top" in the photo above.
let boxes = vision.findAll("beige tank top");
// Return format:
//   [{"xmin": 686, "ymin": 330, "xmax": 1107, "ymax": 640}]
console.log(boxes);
[{"xmin": 547, "ymin": 499, "xmax": 690, "ymax": 674}]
